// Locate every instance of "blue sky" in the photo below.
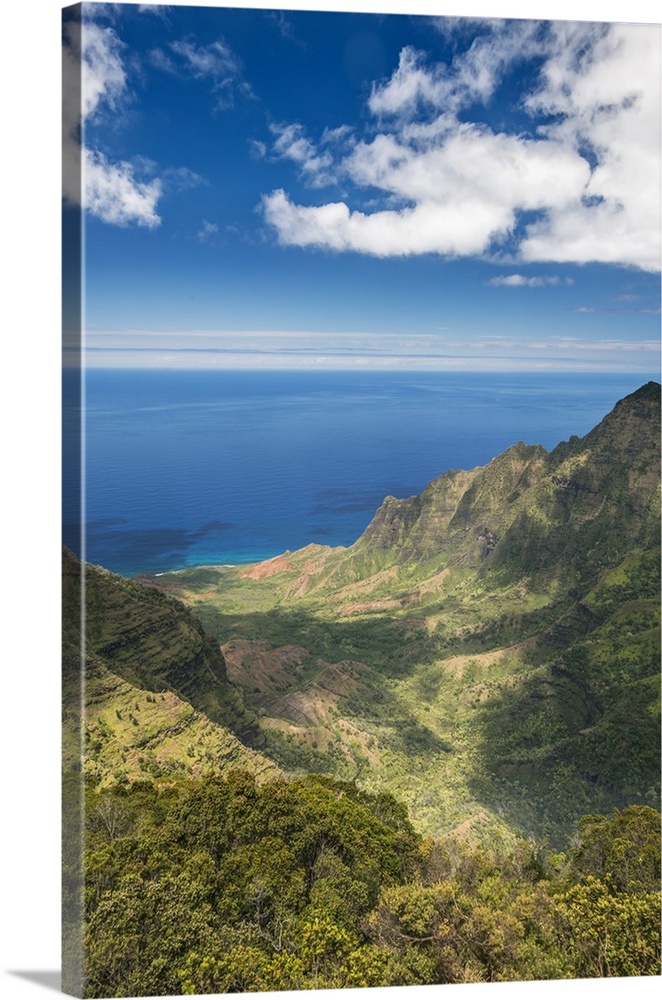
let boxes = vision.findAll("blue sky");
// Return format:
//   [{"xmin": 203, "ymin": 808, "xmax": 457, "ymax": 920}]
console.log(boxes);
[{"xmin": 62, "ymin": 1, "xmax": 661, "ymax": 372}]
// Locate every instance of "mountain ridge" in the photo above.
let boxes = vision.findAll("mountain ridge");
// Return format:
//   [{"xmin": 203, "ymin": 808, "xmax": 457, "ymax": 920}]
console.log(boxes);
[
  {"xmin": 146, "ymin": 382, "xmax": 660, "ymax": 843},
  {"xmin": 265, "ymin": 380, "xmax": 660, "ymax": 599}
]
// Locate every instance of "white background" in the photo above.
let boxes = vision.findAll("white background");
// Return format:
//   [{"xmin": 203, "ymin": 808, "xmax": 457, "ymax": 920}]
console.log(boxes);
[{"xmin": 1, "ymin": 1, "xmax": 659, "ymax": 999}]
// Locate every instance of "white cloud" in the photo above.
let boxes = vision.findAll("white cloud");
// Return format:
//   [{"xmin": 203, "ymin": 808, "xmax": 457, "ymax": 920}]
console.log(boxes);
[
  {"xmin": 558, "ymin": 338, "xmax": 660, "ymax": 352},
  {"xmin": 369, "ymin": 21, "xmax": 542, "ymax": 120},
  {"xmin": 263, "ymin": 124, "xmax": 590, "ymax": 257},
  {"xmin": 138, "ymin": 4, "xmax": 170, "ymax": 15},
  {"xmin": 263, "ymin": 187, "xmax": 514, "ymax": 257},
  {"xmin": 164, "ymin": 37, "xmax": 251, "ymax": 107},
  {"xmin": 571, "ymin": 301, "xmax": 658, "ymax": 314},
  {"xmin": 519, "ymin": 23, "xmax": 661, "ymax": 271},
  {"xmin": 83, "ymin": 150, "xmax": 161, "ymax": 228},
  {"xmin": 63, "ymin": 16, "xmax": 164, "ymax": 228},
  {"xmin": 162, "ymin": 165, "xmax": 205, "ymax": 191},
  {"xmin": 367, "ymin": 46, "xmax": 450, "ymax": 118},
  {"xmin": 62, "ymin": 19, "xmax": 125, "ymax": 133},
  {"xmin": 269, "ymin": 123, "xmax": 334, "ymax": 186},
  {"xmin": 78, "ymin": 327, "xmax": 659, "ymax": 373},
  {"xmin": 262, "ymin": 21, "xmax": 660, "ymax": 272},
  {"xmin": 250, "ymin": 139, "xmax": 268, "ymax": 160},
  {"xmin": 197, "ymin": 220, "xmax": 219, "ymax": 243},
  {"xmin": 84, "ymin": 3, "xmax": 123, "ymax": 21},
  {"xmin": 148, "ymin": 47, "xmax": 177, "ymax": 74},
  {"xmin": 79, "ymin": 21, "xmax": 126, "ymax": 118},
  {"xmin": 267, "ymin": 11, "xmax": 302, "ymax": 46},
  {"xmin": 321, "ymin": 125, "xmax": 354, "ymax": 146},
  {"xmin": 64, "ymin": 13, "xmax": 213, "ymax": 229},
  {"xmin": 488, "ymin": 274, "xmax": 570, "ymax": 287},
  {"xmin": 350, "ymin": 126, "xmax": 589, "ymax": 212},
  {"xmin": 170, "ymin": 37, "xmax": 239, "ymax": 81}
]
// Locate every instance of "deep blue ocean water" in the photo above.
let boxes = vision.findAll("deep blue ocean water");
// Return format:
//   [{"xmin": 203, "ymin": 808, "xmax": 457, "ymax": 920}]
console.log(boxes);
[{"xmin": 62, "ymin": 369, "xmax": 658, "ymax": 577}]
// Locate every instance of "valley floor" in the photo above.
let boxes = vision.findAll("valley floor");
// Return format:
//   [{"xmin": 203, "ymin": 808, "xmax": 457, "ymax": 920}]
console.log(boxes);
[{"xmin": 149, "ymin": 535, "xmax": 660, "ymax": 847}]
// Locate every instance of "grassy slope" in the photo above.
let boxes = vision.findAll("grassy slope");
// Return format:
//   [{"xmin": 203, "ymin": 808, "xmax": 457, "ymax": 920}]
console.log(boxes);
[
  {"xmin": 149, "ymin": 384, "xmax": 660, "ymax": 845},
  {"xmin": 63, "ymin": 547, "xmax": 280, "ymax": 789}
]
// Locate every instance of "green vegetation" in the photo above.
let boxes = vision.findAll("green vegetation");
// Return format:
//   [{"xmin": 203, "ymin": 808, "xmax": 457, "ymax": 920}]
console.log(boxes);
[
  {"xmin": 81, "ymin": 775, "xmax": 660, "ymax": 996},
  {"xmin": 62, "ymin": 547, "xmax": 278, "ymax": 789},
  {"xmin": 151, "ymin": 383, "xmax": 660, "ymax": 844},
  {"xmin": 65, "ymin": 383, "xmax": 661, "ymax": 994},
  {"xmin": 155, "ymin": 541, "xmax": 659, "ymax": 843}
]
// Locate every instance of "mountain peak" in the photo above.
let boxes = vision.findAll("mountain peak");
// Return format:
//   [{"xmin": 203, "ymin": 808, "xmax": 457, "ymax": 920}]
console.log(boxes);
[
  {"xmin": 610, "ymin": 379, "xmax": 661, "ymax": 417},
  {"xmin": 337, "ymin": 382, "xmax": 661, "ymax": 587},
  {"xmin": 624, "ymin": 380, "xmax": 661, "ymax": 401}
]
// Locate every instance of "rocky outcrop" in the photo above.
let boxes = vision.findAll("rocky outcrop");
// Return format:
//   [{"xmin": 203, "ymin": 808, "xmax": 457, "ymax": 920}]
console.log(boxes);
[{"xmin": 551, "ymin": 476, "xmax": 593, "ymax": 495}]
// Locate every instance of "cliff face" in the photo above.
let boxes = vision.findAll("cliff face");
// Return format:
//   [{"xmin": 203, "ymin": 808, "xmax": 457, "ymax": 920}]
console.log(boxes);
[
  {"xmin": 62, "ymin": 547, "xmax": 277, "ymax": 786},
  {"xmin": 349, "ymin": 382, "xmax": 660, "ymax": 592},
  {"xmin": 489, "ymin": 381, "xmax": 660, "ymax": 584},
  {"xmin": 63, "ymin": 546, "xmax": 227, "ymax": 696},
  {"xmin": 357, "ymin": 445, "xmax": 548, "ymax": 568}
]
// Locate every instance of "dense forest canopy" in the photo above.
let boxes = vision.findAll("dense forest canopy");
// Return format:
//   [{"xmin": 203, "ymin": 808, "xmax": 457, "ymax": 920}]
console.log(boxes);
[{"xmin": 77, "ymin": 774, "xmax": 660, "ymax": 996}]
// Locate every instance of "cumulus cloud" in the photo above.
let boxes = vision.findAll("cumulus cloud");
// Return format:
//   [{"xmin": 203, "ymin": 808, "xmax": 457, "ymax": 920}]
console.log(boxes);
[
  {"xmin": 368, "ymin": 21, "xmax": 541, "ymax": 120},
  {"xmin": 64, "ymin": 13, "xmax": 217, "ymax": 228},
  {"xmin": 83, "ymin": 149, "xmax": 162, "ymax": 228},
  {"xmin": 261, "ymin": 20, "xmax": 660, "ymax": 272},
  {"xmin": 518, "ymin": 23, "xmax": 661, "ymax": 271},
  {"xmin": 263, "ymin": 187, "xmax": 513, "ymax": 257},
  {"xmin": 63, "ymin": 15, "xmax": 163, "ymax": 228},
  {"xmin": 61, "ymin": 17, "xmax": 125, "ymax": 147},
  {"xmin": 262, "ymin": 124, "xmax": 591, "ymax": 257},
  {"xmin": 263, "ymin": 123, "xmax": 356, "ymax": 189}
]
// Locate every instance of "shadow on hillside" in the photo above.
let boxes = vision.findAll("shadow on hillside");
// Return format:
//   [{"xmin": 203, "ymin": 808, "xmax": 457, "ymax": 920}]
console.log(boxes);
[
  {"xmin": 462, "ymin": 659, "xmax": 597, "ymax": 844},
  {"xmin": 192, "ymin": 602, "xmax": 452, "ymax": 760},
  {"xmin": 186, "ymin": 593, "xmax": 660, "ymax": 845},
  {"xmin": 193, "ymin": 602, "xmax": 434, "ymax": 679},
  {"xmin": 462, "ymin": 653, "xmax": 658, "ymax": 845}
]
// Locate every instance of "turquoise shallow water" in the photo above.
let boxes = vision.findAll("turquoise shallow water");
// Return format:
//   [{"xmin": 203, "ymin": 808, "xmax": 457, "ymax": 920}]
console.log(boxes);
[{"xmin": 62, "ymin": 368, "xmax": 658, "ymax": 577}]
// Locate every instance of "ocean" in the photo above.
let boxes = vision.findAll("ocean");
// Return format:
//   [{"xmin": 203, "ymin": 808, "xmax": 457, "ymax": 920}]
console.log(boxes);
[{"xmin": 62, "ymin": 369, "xmax": 658, "ymax": 577}]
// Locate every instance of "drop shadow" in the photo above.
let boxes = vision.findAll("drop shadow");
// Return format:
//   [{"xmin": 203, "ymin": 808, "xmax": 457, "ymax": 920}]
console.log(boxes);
[{"xmin": 8, "ymin": 971, "xmax": 61, "ymax": 993}]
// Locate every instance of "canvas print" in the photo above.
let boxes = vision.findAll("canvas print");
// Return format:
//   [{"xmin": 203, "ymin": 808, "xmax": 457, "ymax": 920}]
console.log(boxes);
[{"xmin": 62, "ymin": 2, "xmax": 661, "ymax": 997}]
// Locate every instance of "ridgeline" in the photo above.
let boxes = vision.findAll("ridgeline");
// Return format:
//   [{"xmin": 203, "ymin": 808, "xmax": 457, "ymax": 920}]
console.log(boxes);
[
  {"xmin": 143, "ymin": 381, "xmax": 661, "ymax": 844},
  {"xmin": 64, "ymin": 383, "xmax": 661, "ymax": 994}
]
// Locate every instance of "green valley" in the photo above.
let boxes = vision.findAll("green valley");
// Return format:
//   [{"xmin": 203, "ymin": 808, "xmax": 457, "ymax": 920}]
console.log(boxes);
[
  {"xmin": 64, "ymin": 383, "xmax": 661, "ymax": 995},
  {"xmin": 145, "ymin": 382, "xmax": 661, "ymax": 845}
]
